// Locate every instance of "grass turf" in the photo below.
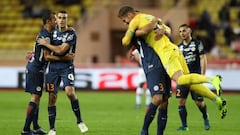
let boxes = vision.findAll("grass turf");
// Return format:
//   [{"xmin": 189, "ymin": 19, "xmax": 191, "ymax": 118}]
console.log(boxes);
[{"xmin": 0, "ymin": 90, "xmax": 239, "ymax": 135}]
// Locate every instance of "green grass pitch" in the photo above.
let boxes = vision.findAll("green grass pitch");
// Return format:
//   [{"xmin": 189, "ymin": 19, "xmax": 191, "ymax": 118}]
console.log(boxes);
[{"xmin": 0, "ymin": 90, "xmax": 239, "ymax": 135}]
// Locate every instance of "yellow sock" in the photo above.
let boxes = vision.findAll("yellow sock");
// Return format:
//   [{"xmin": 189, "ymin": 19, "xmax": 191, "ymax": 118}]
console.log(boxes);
[
  {"xmin": 189, "ymin": 84, "xmax": 216, "ymax": 100},
  {"xmin": 177, "ymin": 73, "xmax": 209, "ymax": 85}
]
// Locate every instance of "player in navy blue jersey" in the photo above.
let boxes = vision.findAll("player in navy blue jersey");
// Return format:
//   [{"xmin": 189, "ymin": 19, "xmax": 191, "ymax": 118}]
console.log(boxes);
[
  {"xmin": 37, "ymin": 10, "xmax": 88, "ymax": 135},
  {"xmin": 21, "ymin": 9, "xmax": 56, "ymax": 135},
  {"xmin": 129, "ymin": 37, "xmax": 172, "ymax": 135},
  {"xmin": 21, "ymin": 9, "xmax": 74, "ymax": 135},
  {"xmin": 176, "ymin": 24, "xmax": 210, "ymax": 131}
]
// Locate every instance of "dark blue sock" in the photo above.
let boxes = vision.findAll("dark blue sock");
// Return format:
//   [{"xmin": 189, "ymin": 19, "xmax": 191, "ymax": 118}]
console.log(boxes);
[
  {"xmin": 71, "ymin": 99, "xmax": 82, "ymax": 124},
  {"xmin": 33, "ymin": 104, "xmax": 40, "ymax": 130},
  {"xmin": 157, "ymin": 109, "xmax": 168, "ymax": 135},
  {"xmin": 142, "ymin": 103, "xmax": 158, "ymax": 132},
  {"xmin": 198, "ymin": 104, "xmax": 208, "ymax": 119},
  {"xmin": 48, "ymin": 106, "xmax": 56, "ymax": 130},
  {"xmin": 178, "ymin": 105, "xmax": 187, "ymax": 127},
  {"xmin": 23, "ymin": 101, "xmax": 37, "ymax": 131}
]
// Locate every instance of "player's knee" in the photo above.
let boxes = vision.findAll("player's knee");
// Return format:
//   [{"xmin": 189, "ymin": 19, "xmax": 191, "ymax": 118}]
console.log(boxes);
[
  {"xmin": 178, "ymin": 98, "xmax": 186, "ymax": 105},
  {"xmin": 65, "ymin": 88, "xmax": 77, "ymax": 100},
  {"xmin": 48, "ymin": 93, "xmax": 57, "ymax": 106},
  {"xmin": 145, "ymin": 89, "xmax": 151, "ymax": 96},
  {"xmin": 152, "ymin": 94, "xmax": 163, "ymax": 105},
  {"xmin": 66, "ymin": 92, "xmax": 75, "ymax": 99},
  {"xmin": 159, "ymin": 100, "xmax": 168, "ymax": 109},
  {"xmin": 195, "ymin": 101, "xmax": 205, "ymax": 107},
  {"xmin": 139, "ymin": 82, "xmax": 145, "ymax": 88},
  {"xmin": 30, "ymin": 94, "xmax": 41, "ymax": 103},
  {"xmin": 136, "ymin": 88, "xmax": 144, "ymax": 95}
]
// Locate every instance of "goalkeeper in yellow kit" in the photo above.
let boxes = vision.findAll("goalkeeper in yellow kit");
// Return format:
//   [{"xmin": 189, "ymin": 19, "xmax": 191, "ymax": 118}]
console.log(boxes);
[{"xmin": 118, "ymin": 6, "xmax": 227, "ymax": 119}]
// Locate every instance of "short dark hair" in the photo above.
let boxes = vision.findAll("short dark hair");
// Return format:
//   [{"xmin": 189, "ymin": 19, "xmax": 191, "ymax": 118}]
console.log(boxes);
[
  {"xmin": 42, "ymin": 9, "xmax": 53, "ymax": 25},
  {"xmin": 118, "ymin": 6, "xmax": 135, "ymax": 17},
  {"xmin": 179, "ymin": 24, "xmax": 190, "ymax": 29},
  {"xmin": 58, "ymin": 10, "xmax": 68, "ymax": 14}
]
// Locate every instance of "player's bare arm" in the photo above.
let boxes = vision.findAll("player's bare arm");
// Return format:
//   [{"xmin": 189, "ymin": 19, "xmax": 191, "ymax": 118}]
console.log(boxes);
[
  {"xmin": 37, "ymin": 37, "xmax": 70, "ymax": 55},
  {"xmin": 200, "ymin": 54, "xmax": 207, "ymax": 75},
  {"xmin": 135, "ymin": 17, "xmax": 158, "ymax": 36},
  {"xmin": 135, "ymin": 17, "xmax": 172, "ymax": 40},
  {"xmin": 25, "ymin": 51, "xmax": 33, "ymax": 61},
  {"xmin": 157, "ymin": 22, "xmax": 171, "ymax": 38},
  {"xmin": 43, "ymin": 50, "xmax": 74, "ymax": 61}
]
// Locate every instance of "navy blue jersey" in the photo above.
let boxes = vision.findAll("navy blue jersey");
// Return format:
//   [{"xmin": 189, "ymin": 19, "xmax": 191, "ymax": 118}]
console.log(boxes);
[
  {"xmin": 49, "ymin": 28, "xmax": 77, "ymax": 69},
  {"xmin": 131, "ymin": 37, "xmax": 172, "ymax": 97},
  {"xmin": 25, "ymin": 28, "xmax": 50, "ymax": 95},
  {"xmin": 178, "ymin": 39, "xmax": 205, "ymax": 73},
  {"xmin": 132, "ymin": 37, "xmax": 164, "ymax": 74},
  {"xmin": 26, "ymin": 28, "xmax": 50, "ymax": 71}
]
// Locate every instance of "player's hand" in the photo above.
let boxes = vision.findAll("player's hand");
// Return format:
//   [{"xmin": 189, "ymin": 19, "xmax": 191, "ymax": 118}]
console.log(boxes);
[
  {"xmin": 37, "ymin": 37, "xmax": 48, "ymax": 46},
  {"xmin": 65, "ymin": 53, "xmax": 75, "ymax": 60},
  {"xmin": 25, "ymin": 51, "xmax": 33, "ymax": 61},
  {"xmin": 154, "ymin": 28, "xmax": 165, "ymax": 40},
  {"xmin": 67, "ymin": 27, "xmax": 76, "ymax": 31}
]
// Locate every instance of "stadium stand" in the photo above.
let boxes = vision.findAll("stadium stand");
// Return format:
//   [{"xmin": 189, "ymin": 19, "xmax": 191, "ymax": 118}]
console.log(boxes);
[
  {"xmin": 0, "ymin": 0, "xmax": 94, "ymax": 66},
  {"xmin": 0, "ymin": 0, "xmax": 239, "ymax": 68}
]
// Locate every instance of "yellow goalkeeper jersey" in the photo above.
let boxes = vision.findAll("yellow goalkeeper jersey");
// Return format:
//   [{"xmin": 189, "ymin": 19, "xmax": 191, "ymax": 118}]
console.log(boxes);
[{"xmin": 122, "ymin": 13, "xmax": 189, "ymax": 77}]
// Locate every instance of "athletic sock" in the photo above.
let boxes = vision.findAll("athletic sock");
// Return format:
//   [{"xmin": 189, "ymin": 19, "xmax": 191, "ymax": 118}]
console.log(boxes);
[
  {"xmin": 198, "ymin": 104, "xmax": 208, "ymax": 119},
  {"xmin": 145, "ymin": 89, "xmax": 151, "ymax": 106},
  {"xmin": 48, "ymin": 106, "xmax": 56, "ymax": 130},
  {"xmin": 33, "ymin": 104, "xmax": 40, "ymax": 130},
  {"xmin": 189, "ymin": 84, "xmax": 216, "ymax": 100},
  {"xmin": 71, "ymin": 99, "xmax": 82, "ymax": 124},
  {"xmin": 136, "ymin": 87, "xmax": 143, "ymax": 105},
  {"xmin": 142, "ymin": 103, "xmax": 157, "ymax": 132},
  {"xmin": 178, "ymin": 105, "xmax": 187, "ymax": 127},
  {"xmin": 23, "ymin": 101, "xmax": 37, "ymax": 131},
  {"xmin": 157, "ymin": 109, "xmax": 167, "ymax": 135},
  {"xmin": 177, "ymin": 73, "xmax": 209, "ymax": 85}
]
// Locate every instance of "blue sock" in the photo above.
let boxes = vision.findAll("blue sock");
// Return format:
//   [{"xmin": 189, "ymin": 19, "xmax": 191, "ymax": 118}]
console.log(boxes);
[
  {"xmin": 23, "ymin": 101, "xmax": 37, "ymax": 131},
  {"xmin": 48, "ymin": 106, "xmax": 56, "ymax": 130},
  {"xmin": 142, "ymin": 103, "xmax": 157, "ymax": 132},
  {"xmin": 157, "ymin": 109, "xmax": 168, "ymax": 135},
  {"xmin": 198, "ymin": 104, "xmax": 208, "ymax": 119},
  {"xmin": 178, "ymin": 105, "xmax": 187, "ymax": 127},
  {"xmin": 33, "ymin": 104, "xmax": 40, "ymax": 130},
  {"xmin": 71, "ymin": 99, "xmax": 82, "ymax": 124}
]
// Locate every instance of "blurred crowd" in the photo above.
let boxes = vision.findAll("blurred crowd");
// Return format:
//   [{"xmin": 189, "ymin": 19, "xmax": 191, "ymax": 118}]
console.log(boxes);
[
  {"xmin": 186, "ymin": 0, "xmax": 240, "ymax": 59},
  {"xmin": 20, "ymin": 0, "xmax": 85, "ymax": 18}
]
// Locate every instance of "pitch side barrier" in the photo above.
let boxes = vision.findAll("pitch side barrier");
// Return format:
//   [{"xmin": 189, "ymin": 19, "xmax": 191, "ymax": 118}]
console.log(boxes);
[{"xmin": 0, "ymin": 64, "xmax": 240, "ymax": 91}]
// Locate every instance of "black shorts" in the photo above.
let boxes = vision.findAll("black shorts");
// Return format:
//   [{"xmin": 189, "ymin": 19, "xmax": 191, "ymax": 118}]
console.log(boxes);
[
  {"xmin": 176, "ymin": 85, "xmax": 204, "ymax": 101},
  {"xmin": 146, "ymin": 67, "xmax": 172, "ymax": 97},
  {"xmin": 25, "ymin": 69, "xmax": 44, "ymax": 96},
  {"xmin": 45, "ymin": 65, "xmax": 75, "ymax": 93}
]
